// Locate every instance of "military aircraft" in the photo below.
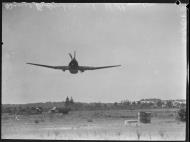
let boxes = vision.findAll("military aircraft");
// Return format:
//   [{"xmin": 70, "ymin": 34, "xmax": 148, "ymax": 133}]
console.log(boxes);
[{"xmin": 27, "ymin": 51, "xmax": 121, "ymax": 74}]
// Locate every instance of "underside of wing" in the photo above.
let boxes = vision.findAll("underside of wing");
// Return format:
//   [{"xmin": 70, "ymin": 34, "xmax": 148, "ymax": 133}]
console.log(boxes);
[
  {"xmin": 26, "ymin": 63, "xmax": 69, "ymax": 70},
  {"xmin": 78, "ymin": 65, "xmax": 121, "ymax": 71}
]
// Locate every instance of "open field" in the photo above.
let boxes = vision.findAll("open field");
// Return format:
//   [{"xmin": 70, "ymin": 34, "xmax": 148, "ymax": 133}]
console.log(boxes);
[{"xmin": 1, "ymin": 109, "xmax": 186, "ymax": 140}]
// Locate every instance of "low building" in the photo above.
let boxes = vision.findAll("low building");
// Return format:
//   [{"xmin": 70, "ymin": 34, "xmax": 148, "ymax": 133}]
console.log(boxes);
[
  {"xmin": 172, "ymin": 99, "xmax": 186, "ymax": 107},
  {"xmin": 140, "ymin": 98, "xmax": 161, "ymax": 104}
]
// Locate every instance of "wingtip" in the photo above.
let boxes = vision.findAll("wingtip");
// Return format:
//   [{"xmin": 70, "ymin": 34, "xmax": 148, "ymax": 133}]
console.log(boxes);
[{"xmin": 26, "ymin": 63, "xmax": 34, "ymax": 65}]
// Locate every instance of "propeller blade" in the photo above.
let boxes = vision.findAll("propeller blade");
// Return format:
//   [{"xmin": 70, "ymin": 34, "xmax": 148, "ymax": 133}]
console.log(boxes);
[
  {"xmin": 74, "ymin": 51, "xmax": 76, "ymax": 59},
  {"xmin": 69, "ymin": 53, "xmax": 73, "ymax": 59}
]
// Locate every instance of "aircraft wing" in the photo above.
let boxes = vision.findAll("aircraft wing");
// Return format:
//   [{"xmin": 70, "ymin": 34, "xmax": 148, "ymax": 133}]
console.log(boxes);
[
  {"xmin": 78, "ymin": 65, "xmax": 121, "ymax": 71},
  {"xmin": 26, "ymin": 63, "xmax": 69, "ymax": 70}
]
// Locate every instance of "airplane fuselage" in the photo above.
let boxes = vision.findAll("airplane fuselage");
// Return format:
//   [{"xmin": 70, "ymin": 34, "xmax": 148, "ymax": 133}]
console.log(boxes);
[{"xmin": 68, "ymin": 59, "xmax": 79, "ymax": 74}]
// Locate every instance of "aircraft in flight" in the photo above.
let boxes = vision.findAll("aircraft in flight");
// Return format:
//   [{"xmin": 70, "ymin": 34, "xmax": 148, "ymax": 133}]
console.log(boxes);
[{"xmin": 27, "ymin": 51, "xmax": 121, "ymax": 74}]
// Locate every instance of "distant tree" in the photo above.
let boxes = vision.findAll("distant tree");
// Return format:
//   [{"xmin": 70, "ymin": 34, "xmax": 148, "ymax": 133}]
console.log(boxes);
[
  {"xmin": 156, "ymin": 100, "xmax": 162, "ymax": 108},
  {"xmin": 180, "ymin": 103, "xmax": 186, "ymax": 108},
  {"xmin": 65, "ymin": 96, "xmax": 70, "ymax": 107},
  {"xmin": 11, "ymin": 107, "xmax": 16, "ymax": 114},
  {"xmin": 5, "ymin": 107, "xmax": 12, "ymax": 114},
  {"xmin": 132, "ymin": 101, "xmax": 136, "ymax": 105},
  {"xmin": 103, "ymin": 104, "xmax": 107, "ymax": 109},
  {"xmin": 70, "ymin": 97, "xmax": 74, "ymax": 104},
  {"xmin": 1, "ymin": 107, "xmax": 5, "ymax": 113},
  {"xmin": 166, "ymin": 101, "xmax": 173, "ymax": 108},
  {"xmin": 94, "ymin": 103, "xmax": 101, "ymax": 109},
  {"xmin": 114, "ymin": 102, "xmax": 118, "ymax": 106},
  {"xmin": 141, "ymin": 102, "xmax": 152, "ymax": 109},
  {"xmin": 122, "ymin": 100, "xmax": 130, "ymax": 106},
  {"xmin": 19, "ymin": 107, "xmax": 27, "ymax": 115},
  {"xmin": 57, "ymin": 107, "xmax": 70, "ymax": 114},
  {"xmin": 177, "ymin": 108, "xmax": 186, "ymax": 122},
  {"xmin": 137, "ymin": 101, "xmax": 141, "ymax": 105}
]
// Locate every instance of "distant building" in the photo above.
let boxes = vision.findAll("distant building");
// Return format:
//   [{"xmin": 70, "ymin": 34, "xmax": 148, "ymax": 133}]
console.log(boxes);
[
  {"xmin": 172, "ymin": 99, "xmax": 186, "ymax": 107},
  {"xmin": 140, "ymin": 98, "xmax": 161, "ymax": 104},
  {"xmin": 161, "ymin": 99, "xmax": 186, "ymax": 108}
]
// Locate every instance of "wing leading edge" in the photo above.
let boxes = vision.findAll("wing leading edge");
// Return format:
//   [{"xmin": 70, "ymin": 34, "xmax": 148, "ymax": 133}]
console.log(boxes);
[
  {"xmin": 78, "ymin": 65, "xmax": 121, "ymax": 71},
  {"xmin": 26, "ymin": 63, "xmax": 69, "ymax": 70}
]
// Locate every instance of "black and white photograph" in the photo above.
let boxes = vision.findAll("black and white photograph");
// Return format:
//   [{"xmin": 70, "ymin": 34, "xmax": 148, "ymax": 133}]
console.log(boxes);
[{"xmin": 2, "ymin": 3, "xmax": 187, "ymax": 140}]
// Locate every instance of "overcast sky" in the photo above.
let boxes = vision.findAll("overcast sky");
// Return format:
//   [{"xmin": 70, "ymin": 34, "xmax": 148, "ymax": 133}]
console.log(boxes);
[{"xmin": 2, "ymin": 3, "xmax": 187, "ymax": 104}]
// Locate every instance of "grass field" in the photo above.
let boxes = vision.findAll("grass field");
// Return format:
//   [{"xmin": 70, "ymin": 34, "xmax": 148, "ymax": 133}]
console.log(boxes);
[{"xmin": 1, "ymin": 109, "xmax": 186, "ymax": 140}]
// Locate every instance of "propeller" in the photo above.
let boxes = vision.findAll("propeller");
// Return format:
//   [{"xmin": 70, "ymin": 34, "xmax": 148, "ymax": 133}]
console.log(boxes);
[
  {"xmin": 74, "ymin": 51, "xmax": 76, "ymax": 59},
  {"xmin": 69, "ymin": 53, "xmax": 73, "ymax": 59}
]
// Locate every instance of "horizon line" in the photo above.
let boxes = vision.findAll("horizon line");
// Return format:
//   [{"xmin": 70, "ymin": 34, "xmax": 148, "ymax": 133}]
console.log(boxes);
[{"xmin": 2, "ymin": 98, "xmax": 186, "ymax": 105}]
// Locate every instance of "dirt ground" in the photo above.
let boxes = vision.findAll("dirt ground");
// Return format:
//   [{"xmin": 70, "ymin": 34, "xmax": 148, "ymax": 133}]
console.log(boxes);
[{"xmin": 1, "ymin": 109, "xmax": 186, "ymax": 140}]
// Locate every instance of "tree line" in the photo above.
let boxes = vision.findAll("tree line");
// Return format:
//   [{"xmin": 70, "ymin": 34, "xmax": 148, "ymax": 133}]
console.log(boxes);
[{"xmin": 2, "ymin": 97, "xmax": 186, "ymax": 115}]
